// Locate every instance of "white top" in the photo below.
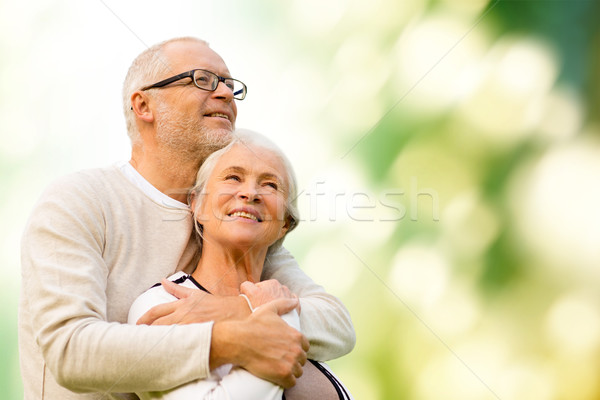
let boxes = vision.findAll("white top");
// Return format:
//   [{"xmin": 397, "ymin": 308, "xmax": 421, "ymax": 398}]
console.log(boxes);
[{"xmin": 117, "ymin": 161, "xmax": 188, "ymax": 210}]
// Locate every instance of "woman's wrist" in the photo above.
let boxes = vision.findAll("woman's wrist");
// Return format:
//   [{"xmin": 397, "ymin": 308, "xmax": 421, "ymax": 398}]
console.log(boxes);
[{"xmin": 239, "ymin": 293, "xmax": 255, "ymax": 312}]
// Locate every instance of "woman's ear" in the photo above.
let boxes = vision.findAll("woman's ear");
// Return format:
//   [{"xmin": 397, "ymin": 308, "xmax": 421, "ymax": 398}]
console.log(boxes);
[
  {"xmin": 189, "ymin": 192, "xmax": 197, "ymax": 210},
  {"xmin": 130, "ymin": 91, "xmax": 154, "ymax": 123},
  {"xmin": 190, "ymin": 192, "xmax": 203, "ymax": 219},
  {"xmin": 277, "ymin": 215, "xmax": 294, "ymax": 240},
  {"xmin": 190, "ymin": 192, "xmax": 208, "ymax": 224}
]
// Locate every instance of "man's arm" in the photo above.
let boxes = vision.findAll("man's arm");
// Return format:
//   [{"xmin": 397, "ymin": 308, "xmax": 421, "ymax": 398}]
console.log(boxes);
[
  {"xmin": 129, "ymin": 280, "xmax": 308, "ymax": 389},
  {"xmin": 262, "ymin": 246, "xmax": 356, "ymax": 361},
  {"xmin": 138, "ymin": 246, "xmax": 356, "ymax": 362},
  {"xmin": 131, "ymin": 300, "xmax": 307, "ymax": 400},
  {"xmin": 20, "ymin": 175, "xmax": 213, "ymax": 392}
]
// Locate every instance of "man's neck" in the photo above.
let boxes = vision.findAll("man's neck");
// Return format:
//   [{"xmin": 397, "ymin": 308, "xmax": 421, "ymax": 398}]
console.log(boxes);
[{"xmin": 129, "ymin": 149, "xmax": 201, "ymax": 203}]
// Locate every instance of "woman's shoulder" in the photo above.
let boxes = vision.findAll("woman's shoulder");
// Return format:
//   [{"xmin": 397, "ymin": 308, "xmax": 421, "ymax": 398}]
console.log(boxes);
[{"xmin": 127, "ymin": 272, "xmax": 189, "ymax": 324}]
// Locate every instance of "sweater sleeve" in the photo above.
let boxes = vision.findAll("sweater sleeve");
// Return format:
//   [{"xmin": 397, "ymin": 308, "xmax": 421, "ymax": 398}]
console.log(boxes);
[
  {"xmin": 20, "ymin": 175, "xmax": 212, "ymax": 393},
  {"xmin": 262, "ymin": 247, "xmax": 356, "ymax": 361}
]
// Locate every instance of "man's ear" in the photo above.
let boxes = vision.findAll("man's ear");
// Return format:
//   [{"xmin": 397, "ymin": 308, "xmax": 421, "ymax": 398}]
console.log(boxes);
[{"xmin": 130, "ymin": 91, "xmax": 154, "ymax": 123}]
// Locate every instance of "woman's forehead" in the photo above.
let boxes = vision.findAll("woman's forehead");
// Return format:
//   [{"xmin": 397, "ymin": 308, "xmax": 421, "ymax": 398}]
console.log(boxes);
[{"xmin": 216, "ymin": 144, "xmax": 285, "ymax": 173}]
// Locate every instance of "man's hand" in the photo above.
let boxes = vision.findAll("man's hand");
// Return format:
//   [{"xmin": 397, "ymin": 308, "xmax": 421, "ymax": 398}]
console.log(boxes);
[
  {"xmin": 241, "ymin": 279, "xmax": 300, "ymax": 314},
  {"xmin": 210, "ymin": 297, "xmax": 310, "ymax": 388},
  {"xmin": 136, "ymin": 279, "xmax": 251, "ymax": 325}
]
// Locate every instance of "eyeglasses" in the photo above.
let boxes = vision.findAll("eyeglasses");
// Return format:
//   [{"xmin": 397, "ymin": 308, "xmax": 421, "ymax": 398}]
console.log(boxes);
[{"xmin": 141, "ymin": 69, "xmax": 247, "ymax": 100}]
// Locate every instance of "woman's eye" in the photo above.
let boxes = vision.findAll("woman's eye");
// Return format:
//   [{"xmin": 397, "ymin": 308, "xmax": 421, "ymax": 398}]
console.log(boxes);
[
  {"xmin": 225, "ymin": 175, "xmax": 241, "ymax": 182},
  {"xmin": 264, "ymin": 182, "xmax": 278, "ymax": 190}
]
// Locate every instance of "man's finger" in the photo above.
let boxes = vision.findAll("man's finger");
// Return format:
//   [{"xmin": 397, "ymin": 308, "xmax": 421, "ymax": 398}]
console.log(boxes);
[
  {"xmin": 292, "ymin": 361, "xmax": 304, "ymax": 379},
  {"xmin": 136, "ymin": 301, "xmax": 176, "ymax": 325},
  {"xmin": 301, "ymin": 335, "xmax": 310, "ymax": 353},
  {"xmin": 150, "ymin": 314, "xmax": 179, "ymax": 326},
  {"xmin": 281, "ymin": 375, "xmax": 297, "ymax": 389},
  {"xmin": 161, "ymin": 278, "xmax": 196, "ymax": 299}
]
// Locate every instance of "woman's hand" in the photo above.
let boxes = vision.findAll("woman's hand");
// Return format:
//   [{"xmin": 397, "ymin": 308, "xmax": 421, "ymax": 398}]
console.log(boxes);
[{"xmin": 241, "ymin": 280, "xmax": 301, "ymax": 314}]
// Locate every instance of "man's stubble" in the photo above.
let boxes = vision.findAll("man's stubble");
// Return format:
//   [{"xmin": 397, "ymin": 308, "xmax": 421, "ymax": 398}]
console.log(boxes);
[{"xmin": 154, "ymin": 101, "xmax": 233, "ymax": 167}]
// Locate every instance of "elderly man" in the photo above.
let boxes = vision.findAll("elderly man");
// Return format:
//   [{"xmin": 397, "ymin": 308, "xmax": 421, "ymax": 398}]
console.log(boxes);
[{"xmin": 19, "ymin": 37, "xmax": 355, "ymax": 400}]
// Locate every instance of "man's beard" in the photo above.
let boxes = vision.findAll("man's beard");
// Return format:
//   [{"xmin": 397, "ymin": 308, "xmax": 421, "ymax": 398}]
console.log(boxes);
[{"xmin": 155, "ymin": 103, "xmax": 233, "ymax": 164}]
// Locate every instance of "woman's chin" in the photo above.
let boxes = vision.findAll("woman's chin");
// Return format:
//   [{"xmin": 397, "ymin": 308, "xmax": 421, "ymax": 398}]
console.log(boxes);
[{"xmin": 211, "ymin": 234, "xmax": 271, "ymax": 253}]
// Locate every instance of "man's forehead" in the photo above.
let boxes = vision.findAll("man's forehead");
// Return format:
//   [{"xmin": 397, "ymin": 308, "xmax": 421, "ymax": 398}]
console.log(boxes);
[{"xmin": 163, "ymin": 40, "xmax": 230, "ymax": 75}]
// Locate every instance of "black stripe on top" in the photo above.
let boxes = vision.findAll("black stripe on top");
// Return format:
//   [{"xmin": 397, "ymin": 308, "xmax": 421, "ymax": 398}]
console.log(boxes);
[
  {"xmin": 282, "ymin": 361, "xmax": 350, "ymax": 400},
  {"xmin": 150, "ymin": 274, "xmax": 211, "ymax": 294},
  {"xmin": 309, "ymin": 360, "xmax": 350, "ymax": 399}
]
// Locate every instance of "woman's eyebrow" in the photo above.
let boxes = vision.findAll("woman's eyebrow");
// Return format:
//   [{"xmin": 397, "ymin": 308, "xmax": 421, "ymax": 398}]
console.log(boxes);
[
  {"xmin": 221, "ymin": 166, "xmax": 246, "ymax": 174},
  {"xmin": 260, "ymin": 172, "xmax": 281, "ymax": 181},
  {"xmin": 221, "ymin": 166, "xmax": 285, "ymax": 186},
  {"xmin": 260, "ymin": 173, "xmax": 288, "ymax": 191}
]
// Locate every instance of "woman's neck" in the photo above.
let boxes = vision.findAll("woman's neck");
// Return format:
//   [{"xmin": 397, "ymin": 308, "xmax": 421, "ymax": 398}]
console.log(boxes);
[{"xmin": 190, "ymin": 242, "xmax": 268, "ymax": 296}]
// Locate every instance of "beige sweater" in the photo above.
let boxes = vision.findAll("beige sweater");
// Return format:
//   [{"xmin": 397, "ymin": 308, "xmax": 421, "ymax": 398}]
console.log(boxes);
[{"xmin": 19, "ymin": 166, "xmax": 355, "ymax": 400}]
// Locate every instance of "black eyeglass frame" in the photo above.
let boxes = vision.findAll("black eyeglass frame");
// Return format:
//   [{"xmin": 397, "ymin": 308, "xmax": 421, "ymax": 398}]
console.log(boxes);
[{"xmin": 140, "ymin": 69, "xmax": 247, "ymax": 100}]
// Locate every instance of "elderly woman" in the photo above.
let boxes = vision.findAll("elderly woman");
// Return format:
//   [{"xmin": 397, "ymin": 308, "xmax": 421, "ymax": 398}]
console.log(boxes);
[{"xmin": 128, "ymin": 130, "xmax": 352, "ymax": 400}]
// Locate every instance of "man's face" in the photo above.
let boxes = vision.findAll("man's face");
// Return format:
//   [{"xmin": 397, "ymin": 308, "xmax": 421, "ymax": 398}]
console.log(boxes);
[{"xmin": 151, "ymin": 41, "xmax": 239, "ymax": 159}]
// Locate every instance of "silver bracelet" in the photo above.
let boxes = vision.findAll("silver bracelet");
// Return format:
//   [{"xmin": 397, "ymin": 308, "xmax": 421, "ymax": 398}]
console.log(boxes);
[{"xmin": 239, "ymin": 293, "xmax": 255, "ymax": 313}]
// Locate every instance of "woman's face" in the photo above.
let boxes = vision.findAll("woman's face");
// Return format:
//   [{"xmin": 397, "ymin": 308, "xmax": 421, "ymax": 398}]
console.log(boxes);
[{"xmin": 196, "ymin": 143, "xmax": 290, "ymax": 251}]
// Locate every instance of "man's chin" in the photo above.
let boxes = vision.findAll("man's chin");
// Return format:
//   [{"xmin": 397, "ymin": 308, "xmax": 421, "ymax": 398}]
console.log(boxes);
[{"xmin": 205, "ymin": 127, "xmax": 234, "ymax": 148}]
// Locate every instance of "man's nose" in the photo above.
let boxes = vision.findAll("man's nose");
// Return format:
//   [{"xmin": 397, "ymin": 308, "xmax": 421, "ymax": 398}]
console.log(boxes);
[{"xmin": 213, "ymin": 80, "xmax": 234, "ymax": 101}]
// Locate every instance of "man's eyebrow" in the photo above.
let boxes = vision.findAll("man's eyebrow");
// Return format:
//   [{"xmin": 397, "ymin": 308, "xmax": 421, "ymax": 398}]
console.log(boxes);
[{"xmin": 202, "ymin": 68, "xmax": 233, "ymax": 79}]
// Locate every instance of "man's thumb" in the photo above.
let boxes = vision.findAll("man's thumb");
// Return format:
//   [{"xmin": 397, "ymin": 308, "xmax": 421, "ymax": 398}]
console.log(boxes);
[{"xmin": 161, "ymin": 278, "xmax": 195, "ymax": 299}]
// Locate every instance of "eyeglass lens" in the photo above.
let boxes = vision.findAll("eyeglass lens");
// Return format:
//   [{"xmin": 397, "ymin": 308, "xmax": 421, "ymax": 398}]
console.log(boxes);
[{"xmin": 193, "ymin": 70, "xmax": 245, "ymax": 99}]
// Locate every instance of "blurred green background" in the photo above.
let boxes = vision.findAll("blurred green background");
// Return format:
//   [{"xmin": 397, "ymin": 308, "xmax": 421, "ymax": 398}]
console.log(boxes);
[{"xmin": 2, "ymin": 1, "xmax": 600, "ymax": 399}]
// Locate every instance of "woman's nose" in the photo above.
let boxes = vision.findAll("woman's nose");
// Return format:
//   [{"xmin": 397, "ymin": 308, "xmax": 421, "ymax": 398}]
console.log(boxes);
[{"xmin": 238, "ymin": 184, "xmax": 260, "ymax": 202}]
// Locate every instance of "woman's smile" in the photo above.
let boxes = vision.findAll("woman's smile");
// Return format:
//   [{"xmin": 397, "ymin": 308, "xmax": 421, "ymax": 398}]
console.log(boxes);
[{"xmin": 227, "ymin": 207, "xmax": 262, "ymax": 222}]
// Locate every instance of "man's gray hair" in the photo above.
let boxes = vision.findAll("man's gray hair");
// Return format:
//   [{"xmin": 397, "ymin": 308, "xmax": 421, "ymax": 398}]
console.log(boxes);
[
  {"xmin": 122, "ymin": 37, "xmax": 209, "ymax": 144},
  {"xmin": 189, "ymin": 129, "xmax": 300, "ymax": 255}
]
